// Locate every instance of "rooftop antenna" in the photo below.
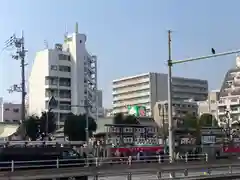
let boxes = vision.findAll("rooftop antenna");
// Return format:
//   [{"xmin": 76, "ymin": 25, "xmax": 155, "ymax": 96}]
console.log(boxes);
[
  {"xmin": 64, "ymin": 25, "xmax": 68, "ymax": 42},
  {"xmin": 44, "ymin": 40, "xmax": 48, "ymax": 49},
  {"xmin": 75, "ymin": 22, "xmax": 79, "ymax": 34}
]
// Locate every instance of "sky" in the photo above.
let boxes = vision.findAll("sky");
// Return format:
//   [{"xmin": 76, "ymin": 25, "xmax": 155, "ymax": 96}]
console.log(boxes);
[{"xmin": 0, "ymin": 0, "xmax": 240, "ymax": 108}]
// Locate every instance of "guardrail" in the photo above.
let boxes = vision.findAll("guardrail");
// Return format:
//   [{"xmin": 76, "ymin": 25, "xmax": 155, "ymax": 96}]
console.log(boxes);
[
  {"xmin": 2, "ymin": 161, "xmax": 240, "ymax": 180},
  {"xmin": 0, "ymin": 153, "xmax": 209, "ymax": 172}
]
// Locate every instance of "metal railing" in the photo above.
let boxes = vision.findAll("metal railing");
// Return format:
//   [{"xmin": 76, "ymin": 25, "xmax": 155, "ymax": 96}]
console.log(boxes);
[
  {"xmin": 0, "ymin": 153, "xmax": 211, "ymax": 172},
  {"xmin": 3, "ymin": 161, "xmax": 240, "ymax": 180}
]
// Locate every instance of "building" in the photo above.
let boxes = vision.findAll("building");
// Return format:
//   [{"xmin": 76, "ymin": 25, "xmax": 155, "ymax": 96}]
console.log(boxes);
[
  {"xmin": 0, "ymin": 98, "xmax": 3, "ymax": 122},
  {"xmin": 153, "ymin": 99, "xmax": 198, "ymax": 128},
  {"xmin": 197, "ymin": 90, "xmax": 220, "ymax": 120},
  {"xmin": 112, "ymin": 72, "xmax": 208, "ymax": 116},
  {"xmin": 0, "ymin": 101, "xmax": 21, "ymax": 124},
  {"xmin": 104, "ymin": 108, "xmax": 114, "ymax": 117},
  {"xmin": 29, "ymin": 23, "xmax": 97, "ymax": 127},
  {"xmin": 218, "ymin": 56, "xmax": 240, "ymax": 125},
  {"xmin": 96, "ymin": 90, "xmax": 104, "ymax": 118},
  {"xmin": 96, "ymin": 90, "xmax": 103, "ymax": 108}
]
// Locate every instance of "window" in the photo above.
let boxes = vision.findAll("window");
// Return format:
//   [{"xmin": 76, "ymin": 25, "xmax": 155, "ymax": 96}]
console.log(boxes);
[
  {"xmin": 51, "ymin": 65, "xmax": 57, "ymax": 70},
  {"xmin": 58, "ymin": 54, "xmax": 71, "ymax": 61},
  {"xmin": 59, "ymin": 78, "xmax": 71, "ymax": 87},
  {"xmin": 59, "ymin": 66, "xmax": 71, "ymax": 72},
  {"xmin": 80, "ymin": 40, "xmax": 82, "ymax": 43},
  {"xmin": 4, "ymin": 108, "xmax": 10, "ymax": 111},
  {"xmin": 13, "ymin": 108, "xmax": 19, "ymax": 113},
  {"xmin": 45, "ymin": 77, "xmax": 58, "ymax": 86}
]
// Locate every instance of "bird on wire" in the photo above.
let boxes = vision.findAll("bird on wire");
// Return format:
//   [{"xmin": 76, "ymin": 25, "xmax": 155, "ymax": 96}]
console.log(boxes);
[{"xmin": 211, "ymin": 48, "xmax": 216, "ymax": 54}]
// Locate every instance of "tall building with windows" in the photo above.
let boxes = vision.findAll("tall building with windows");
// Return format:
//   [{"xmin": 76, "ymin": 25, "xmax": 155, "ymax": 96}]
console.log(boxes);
[
  {"xmin": 218, "ymin": 56, "xmax": 240, "ymax": 125},
  {"xmin": 112, "ymin": 72, "xmax": 208, "ymax": 116},
  {"xmin": 29, "ymin": 23, "xmax": 97, "ymax": 127}
]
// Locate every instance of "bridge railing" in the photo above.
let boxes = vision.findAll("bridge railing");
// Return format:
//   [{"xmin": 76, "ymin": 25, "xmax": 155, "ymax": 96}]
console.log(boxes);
[
  {"xmin": 0, "ymin": 153, "xmax": 209, "ymax": 172},
  {"xmin": 2, "ymin": 161, "xmax": 240, "ymax": 180}
]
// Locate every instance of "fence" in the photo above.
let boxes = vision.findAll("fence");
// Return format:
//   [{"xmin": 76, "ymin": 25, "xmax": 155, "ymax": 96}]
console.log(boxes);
[
  {"xmin": 2, "ymin": 160, "xmax": 240, "ymax": 180},
  {"xmin": 0, "ymin": 154, "xmax": 209, "ymax": 172}
]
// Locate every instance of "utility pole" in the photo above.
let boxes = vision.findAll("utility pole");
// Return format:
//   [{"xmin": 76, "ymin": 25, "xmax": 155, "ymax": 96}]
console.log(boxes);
[
  {"xmin": 167, "ymin": 30, "xmax": 175, "ymax": 178},
  {"xmin": 6, "ymin": 31, "xmax": 27, "ymax": 122},
  {"xmin": 167, "ymin": 30, "xmax": 174, "ymax": 163}
]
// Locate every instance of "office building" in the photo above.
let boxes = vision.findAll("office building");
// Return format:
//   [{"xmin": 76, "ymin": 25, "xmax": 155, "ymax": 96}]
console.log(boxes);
[
  {"xmin": 153, "ymin": 99, "xmax": 198, "ymax": 128},
  {"xmin": 218, "ymin": 56, "xmax": 240, "ymax": 125},
  {"xmin": 0, "ymin": 99, "xmax": 21, "ymax": 124},
  {"xmin": 197, "ymin": 90, "xmax": 220, "ymax": 120},
  {"xmin": 29, "ymin": 23, "xmax": 98, "ymax": 127},
  {"xmin": 112, "ymin": 72, "xmax": 208, "ymax": 116}
]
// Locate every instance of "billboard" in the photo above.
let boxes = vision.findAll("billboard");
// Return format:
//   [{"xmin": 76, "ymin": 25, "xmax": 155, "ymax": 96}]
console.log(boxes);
[{"xmin": 127, "ymin": 105, "xmax": 146, "ymax": 117}]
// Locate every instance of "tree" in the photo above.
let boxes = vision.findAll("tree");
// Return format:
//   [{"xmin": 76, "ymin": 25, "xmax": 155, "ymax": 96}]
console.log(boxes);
[
  {"xmin": 181, "ymin": 113, "xmax": 198, "ymax": 129},
  {"xmin": 124, "ymin": 115, "xmax": 140, "ymax": 124},
  {"xmin": 113, "ymin": 113, "xmax": 139, "ymax": 124},
  {"xmin": 24, "ymin": 115, "xmax": 40, "ymax": 141},
  {"xmin": 199, "ymin": 113, "xmax": 218, "ymax": 127},
  {"xmin": 39, "ymin": 111, "xmax": 57, "ymax": 137},
  {"xmin": 113, "ymin": 113, "xmax": 124, "ymax": 124},
  {"xmin": 64, "ymin": 114, "xmax": 97, "ymax": 141}
]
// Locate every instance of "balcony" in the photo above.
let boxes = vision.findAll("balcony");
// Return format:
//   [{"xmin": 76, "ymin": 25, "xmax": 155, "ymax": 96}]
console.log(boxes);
[
  {"xmin": 113, "ymin": 99, "xmax": 150, "ymax": 109},
  {"xmin": 113, "ymin": 78, "xmax": 150, "ymax": 89},
  {"xmin": 172, "ymin": 81, "xmax": 207, "ymax": 88},
  {"xmin": 218, "ymin": 99, "xmax": 227, "ymax": 106},
  {"xmin": 172, "ymin": 87, "xmax": 207, "ymax": 94},
  {"xmin": 113, "ymin": 91, "xmax": 150, "ymax": 101},
  {"xmin": 112, "ymin": 84, "xmax": 150, "ymax": 95}
]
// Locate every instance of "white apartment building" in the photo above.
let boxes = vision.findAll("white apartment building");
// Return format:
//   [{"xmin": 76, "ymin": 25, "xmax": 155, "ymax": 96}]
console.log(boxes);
[
  {"xmin": 29, "ymin": 23, "xmax": 97, "ymax": 127},
  {"xmin": 112, "ymin": 72, "xmax": 208, "ymax": 116},
  {"xmin": 0, "ymin": 99, "xmax": 21, "ymax": 123},
  {"xmin": 218, "ymin": 56, "xmax": 240, "ymax": 125}
]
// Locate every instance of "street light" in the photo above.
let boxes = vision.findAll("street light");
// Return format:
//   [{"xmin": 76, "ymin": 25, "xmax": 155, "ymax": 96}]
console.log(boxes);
[{"xmin": 167, "ymin": 30, "xmax": 240, "ymax": 167}]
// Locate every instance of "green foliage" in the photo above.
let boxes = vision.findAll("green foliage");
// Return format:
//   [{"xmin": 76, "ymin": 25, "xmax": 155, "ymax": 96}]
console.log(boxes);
[
  {"xmin": 181, "ymin": 113, "xmax": 198, "ymax": 129},
  {"xmin": 24, "ymin": 115, "xmax": 40, "ymax": 141},
  {"xmin": 199, "ymin": 113, "xmax": 218, "ymax": 127},
  {"xmin": 23, "ymin": 111, "xmax": 57, "ymax": 140},
  {"xmin": 113, "ymin": 113, "xmax": 139, "ymax": 125},
  {"xmin": 39, "ymin": 111, "xmax": 57, "ymax": 135},
  {"xmin": 113, "ymin": 113, "xmax": 124, "ymax": 124},
  {"xmin": 64, "ymin": 114, "xmax": 97, "ymax": 141}
]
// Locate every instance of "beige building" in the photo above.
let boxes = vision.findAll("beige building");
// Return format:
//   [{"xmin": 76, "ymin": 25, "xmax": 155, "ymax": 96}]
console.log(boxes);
[
  {"xmin": 1, "ymin": 102, "xmax": 21, "ymax": 124},
  {"xmin": 197, "ymin": 90, "xmax": 220, "ymax": 120},
  {"xmin": 112, "ymin": 72, "xmax": 208, "ymax": 116},
  {"xmin": 153, "ymin": 99, "xmax": 198, "ymax": 128}
]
